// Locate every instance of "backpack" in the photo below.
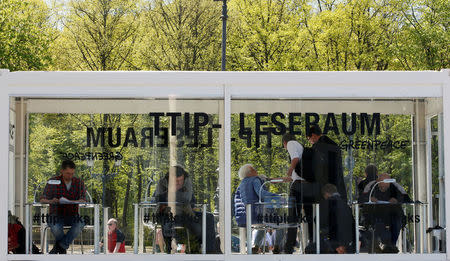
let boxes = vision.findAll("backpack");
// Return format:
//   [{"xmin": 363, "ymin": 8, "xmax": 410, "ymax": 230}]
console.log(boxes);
[{"xmin": 295, "ymin": 147, "xmax": 314, "ymax": 182}]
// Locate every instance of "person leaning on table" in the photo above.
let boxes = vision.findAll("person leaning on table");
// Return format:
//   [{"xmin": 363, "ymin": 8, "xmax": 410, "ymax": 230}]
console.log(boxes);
[{"xmin": 359, "ymin": 173, "xmax": 412, "ymax": 253}]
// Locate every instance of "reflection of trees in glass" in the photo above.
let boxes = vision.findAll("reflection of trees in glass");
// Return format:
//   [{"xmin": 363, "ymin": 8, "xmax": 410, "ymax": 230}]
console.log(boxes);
[
  {"xmin": 28, "ymin": 112, "xmax": 220, "ymax": 242},
  {"xmin": 230, "ymin": 113, "xmax": 412, "ymax": 198}
]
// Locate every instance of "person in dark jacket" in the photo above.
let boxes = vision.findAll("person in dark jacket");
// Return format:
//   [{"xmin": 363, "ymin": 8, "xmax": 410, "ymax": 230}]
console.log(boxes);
[
  {"xmin": 154, "ymin": 165, "xmax": 217, "ymax": 253},
  {"xmin": 357, "ymin": 164, "xmax": 378, "ymax": 198},
  {"xmin": 319, "ymin": 184, "xmax": 355, "ymax": 254},
  {"xmin": 359, "ymin": 173, "xmax": 411, "ymax": 253},
  {"xmin": 307, "ymin": 125, "xmax": 348, "ymax": 202}
]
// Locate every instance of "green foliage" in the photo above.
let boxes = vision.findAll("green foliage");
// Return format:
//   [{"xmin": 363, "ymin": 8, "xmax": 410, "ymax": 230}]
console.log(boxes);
[
  {"xmin": 0, "ymin": 0, "xmax": 54, "ymax": 70},
  {"xmin": 51, "ymin": 0, "xmax": 142, "ymax": 70},
  {"xmin": 137, "ymin": 0, "xmax": 222, "ymax": 70}
]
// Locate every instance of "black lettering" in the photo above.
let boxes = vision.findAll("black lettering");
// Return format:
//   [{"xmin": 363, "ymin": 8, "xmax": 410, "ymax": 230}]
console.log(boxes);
[
  {"xmin": 401, "ymin": 140, "xmax": 409, "ymax": 149},
  {"xmin": 107, "ymin": 127, "xmax": 121, "ymax": 148},
  {"xmin": 393, "ymin": 140, "xmax": 401, "ymax": 149},
  {"xmin": 375, "ymin": 140, "xmax": 381, "ymax": 149},
  {"xmin": 361, "ymin": 141, "xmax": 367, "ymax": 149},
  {"xmin": 123, "ymin": 127, "xmax": 138, "ymax": 147},
  {"xmin": 140, "ymin": 127, "xmax": 153, "ymax": 148},
  {"xmin": 200, "ymin": 128, "xmax": 213, "ymax": 147},
  {"xmin": 176, "ymin": 127, "xmax": 185, "ymax": 147},
  {"xmin": 115, "ymin": 152, "xmax": 123, "ymax": 160},
  {"xmin": 149, "ymin": 112, "xmax": 164, "ymax": 136},
  {"xmin": 255, "ymin": 113, "xmax": 269, "ymax": 148},
  {"xmin": 305, "ymin": 113, "xmax": 319, "ymax": 135},
  {"xmin": 288, "ymin": 113, "xmax": 302, "ymax": 135},
  {"xmin": 342, "ymin": 113, "xmax": 357, "ymax": 135},
  {"xmin": 239, "ymin": 113, "xmax": 252, "ymax": 148},
  {"xmin": 323, "ymin": 113, "xmax": 339, "ymax": 135},
  {"xmin": 86, "ymin": 127, "xmax": 105, "ymax": 147},
  {"xmin": 360, "ymin": 113, "xmax": 381, "ymax": 135},
  {"xmin": 194, "ymin": 113, "xmax": 209, "ymax": 145},
  {"xmin": 271, "ymin": 112, "xmax": 286, "ymax": 135},
  {"xmin": 166, "ymin": 112, "xmax": 182, "ymax": 136},
  {"xmin": 157, "ymin": 128, "xmax": 169, "ymax": 147}
]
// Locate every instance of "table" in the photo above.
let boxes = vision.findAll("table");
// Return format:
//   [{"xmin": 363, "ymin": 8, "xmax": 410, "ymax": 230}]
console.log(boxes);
[
  {"xmin": 353, "ymin": 202, "xmax": 428, "ymax": 254},
  {"xmin": 25, "ymin": 202, "xmax": 100, "ymax": 254}
]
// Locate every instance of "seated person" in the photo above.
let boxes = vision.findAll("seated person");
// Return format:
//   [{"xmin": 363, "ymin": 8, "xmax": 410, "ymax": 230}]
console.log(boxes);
[
  {"xmin": 104, "ymin": 218, "xmax": 126, "ymax": 253},
  {"xmin": 319, "ymin": 184, "xmax": 354, "ymax": 254},
  {"xmin": 359, "ymin": 173, "xmax": 411, "ymax": 253},
  {"xmin": 40, "ymin": 160, "xmax": 86, "ymax": 254},
  {"xmin": 8, "ymin": 211, "xmax": 40, "ymax": 254},
  {"xmin": 234, "ymin": 164, "xmax": 278, "ymax": 253},
  {"xmin": 153, "ymin": 165, "xmax": 217, "ymax": 254}
]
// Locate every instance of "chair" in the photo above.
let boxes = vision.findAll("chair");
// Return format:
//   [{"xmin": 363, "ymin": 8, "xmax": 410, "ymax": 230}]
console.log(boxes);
[{"xmin": 41, "ymin": 190, "xmax": 95, "ymax": 254}]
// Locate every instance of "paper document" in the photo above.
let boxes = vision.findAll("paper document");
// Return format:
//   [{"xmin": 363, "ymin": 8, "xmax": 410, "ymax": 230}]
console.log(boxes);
[{"xmin": 59, "ymin": 197, "xmax": 73, "ymax": 204}]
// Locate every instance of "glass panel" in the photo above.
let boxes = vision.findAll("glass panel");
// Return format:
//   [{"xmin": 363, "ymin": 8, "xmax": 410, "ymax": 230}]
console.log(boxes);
[
  {"xmin": 230, "ymin": 98, "xmax": 444, "ymax": 255},
  {"xmin": 9, "ymin": 98, "xmax": 223, "ymax": 255}
]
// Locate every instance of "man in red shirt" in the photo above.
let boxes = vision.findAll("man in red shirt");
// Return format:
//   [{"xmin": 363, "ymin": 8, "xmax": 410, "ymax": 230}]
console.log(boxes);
[
  {"xmin": 40, "ymin": 160, "xmax": 86, "ymax": 254},
  {"xmin": 106, "ymin": 218, "xmax": 126, "ymax": 253}
]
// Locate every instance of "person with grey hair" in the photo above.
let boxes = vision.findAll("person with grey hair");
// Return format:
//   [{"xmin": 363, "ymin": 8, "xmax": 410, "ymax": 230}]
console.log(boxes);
[
  {"xmin": 234, "ymin": 164, "xmax": 278, "ymax": 253},
  {"xmin": 105, "ymin": 218, "xmax": 126, "ymax": 253}
]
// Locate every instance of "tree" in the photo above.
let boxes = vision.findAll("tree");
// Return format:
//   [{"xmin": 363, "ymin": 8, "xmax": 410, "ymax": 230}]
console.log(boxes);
[
  {"xmin": 393, "ymin": 0, "xmax": 449, "ymax": 70},
  {"xmin": 52, "ymin": 0, "xmax": 142, "ymax": 70},
  {"xmin": 137, "ymin": 0, "xmax": 221, "ymax": 70},
  {"xmin": 227, "ymin": 0, "xmax": 300, "ymax": 70},
  {"xmin": 0, "ymin": 0, "xmax": 54, "ymax": 71}
]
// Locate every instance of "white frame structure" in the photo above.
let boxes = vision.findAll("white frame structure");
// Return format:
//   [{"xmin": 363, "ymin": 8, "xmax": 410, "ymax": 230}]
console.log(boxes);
[{"xmin": 0, "ymin": 70, "xmax": 449, "ymax": 261}]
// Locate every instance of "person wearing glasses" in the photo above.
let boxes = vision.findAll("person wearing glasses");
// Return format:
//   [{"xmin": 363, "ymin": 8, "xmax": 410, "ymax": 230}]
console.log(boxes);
[{"xmin": 105, "ymin": 218, "xmax": 126, "ymax": 253}]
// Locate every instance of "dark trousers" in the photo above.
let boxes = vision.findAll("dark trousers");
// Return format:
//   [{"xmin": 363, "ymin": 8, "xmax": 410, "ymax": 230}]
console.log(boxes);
[
  {"xmin": 284, "ymin": 180, "xmax": 318, "ymax": 254},
  {"xmin": 162, "ymin": 211, "xmax": 217, "ymax": 253},
  {"xmin": 374, "ymin": 213, "xmax": 402, "ymax": 246}
]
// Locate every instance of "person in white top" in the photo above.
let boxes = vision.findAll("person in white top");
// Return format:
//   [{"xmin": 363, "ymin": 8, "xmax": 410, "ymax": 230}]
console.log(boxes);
[
  {"xmin": 283, "ymin": 136, "xmax": 304, "ymax": 182},
  {"xmin": 282, "ymin": 133, "xmax": 316, "ymax": 254}
]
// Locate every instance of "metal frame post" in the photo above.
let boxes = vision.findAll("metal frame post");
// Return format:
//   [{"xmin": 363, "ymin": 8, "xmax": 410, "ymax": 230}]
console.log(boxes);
[
  {"xmin": 133, "ymin": 204, "xmax": 138, "ymax": 254},
  {"xmin": 94, "ymin": 204, "xmax": 100, "ymax": 254},
  {"xmin": 202, "ymin": 204, "xmax": 207, "ymax": 254},
  {"xmin": 246, "ymin": 204, "xmax": 252, "ymax": 254},
  {"xmin": 103, "ymin": 207, "xmax": 109, "ymax": 254}
]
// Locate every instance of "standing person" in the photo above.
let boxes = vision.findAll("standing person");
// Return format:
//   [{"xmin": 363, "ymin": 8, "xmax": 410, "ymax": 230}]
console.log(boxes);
[
  {"xmin": 282, "ymin": 133, "xmax": 318, "ymax": 254},
  {"xmin": 106, "ymin": 218, "xmax": 126, "ymax": 253},
  {"xmin": 306, "ymin": 125, "xmax": 348, "ymax": 202},
  {"xmin": 357, "ymin": 164, "xmax": 378, "ymax": 198},
  {"xmin": 40, "ymin": 160, "xmax": 86, "ymax": 254}
]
